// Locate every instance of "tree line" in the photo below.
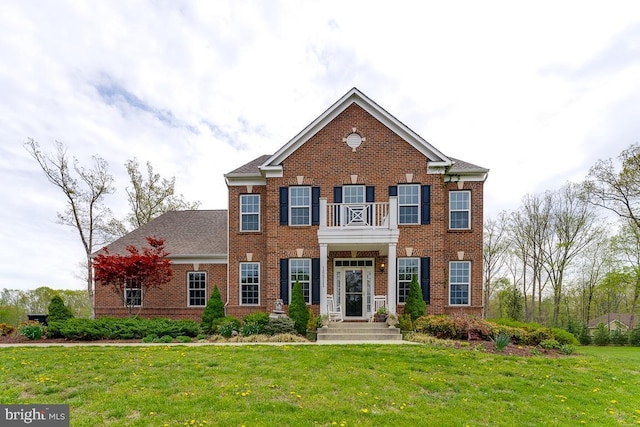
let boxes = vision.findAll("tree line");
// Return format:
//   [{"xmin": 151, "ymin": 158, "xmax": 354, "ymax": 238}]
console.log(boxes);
[
  {"xmin": 484, "ymin": 143, "xmax": 640, "ymax": 331},
  {"xmin": 0, "ymin": 287, "xmax": 90, "ymax": 325}
]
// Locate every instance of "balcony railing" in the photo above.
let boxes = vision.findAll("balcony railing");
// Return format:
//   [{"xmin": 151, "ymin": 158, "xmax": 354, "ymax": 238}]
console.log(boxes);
[{"xmin": 321, "ymin": 201, "xmax": 397, "ymax": 229}]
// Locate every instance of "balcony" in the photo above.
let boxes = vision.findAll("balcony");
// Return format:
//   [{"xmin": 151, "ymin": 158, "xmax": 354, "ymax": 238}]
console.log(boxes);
[{"xmin": 318, "ymin": 198, "xmax": 399, "ymax": 249}]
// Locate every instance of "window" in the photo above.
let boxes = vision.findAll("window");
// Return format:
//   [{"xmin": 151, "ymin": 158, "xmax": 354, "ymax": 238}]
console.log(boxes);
[
  {"xmin": 124, "ymin": 279, "xmax": 142, "ymax": 307},
  {"xmin": 398, "ymin": 184, "xmax": 420, "ymax": 224},
  {"xmin": 188, "ymin": 272, "xmax": 206, "ymax": 307},
  {"xmin": 240, "ymin": 194, "xmax": 260, "ymax": 231},
  {"xmin": 290, "ymin": 259, "xmax": 311, "ymax": 304},
  {"xmin": 449, "ymin": 261, "xmax": 470, "ymax": 305},
  {"xmin": 449, "ymin": 191, "xmax": 470, "ymax": 229},
  {"xmin": 397, "ymin": 258, "xmax": 419, "ymax": 303},
  {"xmin": 240, "ymin": 262, "xmax": 260, "ymax": 305},
  {"xmin": 290, "ymin": 187, "xmax": 311, "ymax": 225},
  {"xmin": 343, "ymin": 185, "xmax": 365, "ymax": 204}
]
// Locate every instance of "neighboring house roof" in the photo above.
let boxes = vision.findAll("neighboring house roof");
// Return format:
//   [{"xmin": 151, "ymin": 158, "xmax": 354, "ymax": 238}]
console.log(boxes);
[
  {"xmin": 94, "ymin": 210, "xmax": 228, "ymax": 261},
  {"xmin": 588, "ymin": 313, "xmax": 638, "ymax": 329},
  {"xmin": 225, "ymin": 87, "xmax": 488, "ymax": 183}
]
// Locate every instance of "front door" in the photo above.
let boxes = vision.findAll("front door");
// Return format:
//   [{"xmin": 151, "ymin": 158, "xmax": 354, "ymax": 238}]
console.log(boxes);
[{"xmin": 345, "ymin": 269, "xmax": 363, "ymax": 317}]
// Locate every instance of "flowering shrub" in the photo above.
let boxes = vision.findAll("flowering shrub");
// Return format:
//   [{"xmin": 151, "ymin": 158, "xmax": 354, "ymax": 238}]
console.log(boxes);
[{"xmin": 414, "ymin": 314, "xmax": 492, "ymax": 340}]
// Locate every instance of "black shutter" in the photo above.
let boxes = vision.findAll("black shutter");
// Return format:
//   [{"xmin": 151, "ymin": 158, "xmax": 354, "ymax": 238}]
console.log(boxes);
[
  {"xmin": 333, "ymin": 186, "xmax": 342, "ymax": 225},
  {"xmin": 311, "ymin": 187, "xmax": 320, "ymax": 225},
  {"xmin": 421, "ymin": 257, "xmax": 431, "ymax": 304},
  {"xmin": 279, "ymin": 259, "xmax": 289, "ymax": 304},
  {"xmin": 421, "ymin": 185, "xmax": 431, "ymax": 225},
  {"xmin": 366, "ymin": 186, "xmax": 375, "ymax": 224},
  {"xmin": 311, "ymin": 258, "xmax": 320, "ymax": 305},
  {"xmin": 388, "ymin": 185, "xmax": 397, "ymax": 197},
  {"xmin": 279, "ymin": 187, "xmax": 289, "ymax": 226}
]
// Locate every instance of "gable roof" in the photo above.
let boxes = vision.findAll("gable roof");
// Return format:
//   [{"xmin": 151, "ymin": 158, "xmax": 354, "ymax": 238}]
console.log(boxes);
[
  {"xmin": 225, "ymin": 88, "xmax": 488, "ymax": 183},
  {"xmin": 588, "ymin": 313, "xmax": 638, "ymax": 329},
  {"xmin": 259, "ymin": 87, "xmax": 452, "ymax": 177},
  {"xmin": 94, "ymin": 210, "xmax": 228, "ymax": 262}
]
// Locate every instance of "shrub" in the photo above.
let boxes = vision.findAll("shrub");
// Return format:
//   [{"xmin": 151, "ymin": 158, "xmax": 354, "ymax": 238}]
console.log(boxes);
[
  {"xmin": 398, "ymin": 314, "xmax": 414, "ymax": 332},
  {"xmin": 628, "ymin": 326, "xmax": 640, "ymax": 346},
  {"xmin": 493, "ymin": 333, "xmax": 511, "ymax": 351},
  {"xmin": 201, "ymin": 285, "xmax": 225, "ymax": 334},
  {"xmin": 176, "ymin": 335, "xmax": 192, "ymax": 343},
  {"xmin": 593, "ymin": 322, "xmax": 610, "ymax": 346},
  {"xmin": 17, "ymin": 321, "xmax": 43, "ymax": 340},
  {"xmin": 550, "ymin": 328, "xmax": 579, "ymax": 346},
  {"xmin": 526, "ymin": 328, "xmax": 553, "ymax": 346},
  {"xmin": 288, "ymin": 281, "xmax": 309, "ymax": 335},
  {"xmin": 0, "ymin": 323, "xmax": 15, "ymax": 336},
  {"xmin": 487, "ymin": 323, "xmax": 526, "ymax": 344},
  {"xmin": 414, "ymin": 315, "xmax": 459, "ymax": 339},
  {"xmin": 47, "ymin": 295, "xmax": 74, "ymax": 322},
  {"xmin": 404, "ymin": 274, "xmax": 426, "ymax": 321},
  {"xmin": 578, "ymin": 325, "xmax": 592, "ymax": 345},
  {"xmin": 265, "ymin": 317, "xmax": 296, "ymax": 335},
  {"xmin": 610, "ymin": 329, "xmax": 628, "ymax": 346},
  {"xmin": 242, "ymin": 312, "xmax": 270, "ymax": 335},
  {"xmin": 558, "ymin": 344, "xmax": 576, "ymax": 355},
  {"xmin": 159, "ymin": 335, "xmax": 174, "ymax": 343},
  {"xmin": 217, "ymin": 316, "xmax": 241, "ymax": 338},
  {"xmin": 142, "ymin": 334, "xmax": 158, "ymax": 343},
  {"xmin": 307, "ymin": 309, "xmax": 317, "ymax": 332},
  {"xmin": 539, "ymin": 339, "xmax": 560, "ymax": 350}
]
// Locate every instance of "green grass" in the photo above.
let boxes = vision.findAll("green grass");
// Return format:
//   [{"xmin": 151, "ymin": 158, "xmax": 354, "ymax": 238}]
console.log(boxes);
[{"xmin": 1, "ymin": 344, "xmax": 639, "ymax": 426}]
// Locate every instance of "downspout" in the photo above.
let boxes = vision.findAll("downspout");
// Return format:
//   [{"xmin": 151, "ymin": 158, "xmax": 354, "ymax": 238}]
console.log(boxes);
[{"xmin": 225, "ymin": 208, "xmax": 230, "ymax": 316}]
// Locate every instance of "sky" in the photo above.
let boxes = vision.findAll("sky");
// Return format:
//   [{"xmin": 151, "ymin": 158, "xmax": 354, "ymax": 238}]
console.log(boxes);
[{"xmin": 1, "ymin": 1, "xmax": 639, "ymax": 292}]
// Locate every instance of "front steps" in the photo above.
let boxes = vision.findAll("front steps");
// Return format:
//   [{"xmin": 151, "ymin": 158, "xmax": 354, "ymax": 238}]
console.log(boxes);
[{"xmin": 316, "ymin": 321, "xmax": 402, "ymax": 342}]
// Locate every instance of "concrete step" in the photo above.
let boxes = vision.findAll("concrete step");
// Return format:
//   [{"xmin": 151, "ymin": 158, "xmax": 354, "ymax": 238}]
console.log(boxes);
[{"xmin": 317, "ymin": 322, "xmax": 402, "ymax": 341}]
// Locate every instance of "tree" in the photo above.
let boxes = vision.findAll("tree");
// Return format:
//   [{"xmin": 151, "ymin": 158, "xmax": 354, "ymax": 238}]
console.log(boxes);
[
  {"xmin": 109, "ymin": 159, "xmax": 201, "ymax": 235},
  {"xmin": 584, "ymin": 143, "xmax": 640, "ymax": 229},
  {"xmin": 483, "ymin": 212, "xmax": 510, "ymax": 318},
  {"xmin": 201, "ymin": 285, "xmax": 225, "ymax": 334},
  {"xmin": 47, "ymin": 295, "xmax": 74, "ymax": 322},
  {"xmin": 93, "ymin": 237, "xmax": 173, "ymax": 317},
  {"xmin": 24, "ymin": 139, "xmax": 116, "ymax": 317},
  {"xmin": 288, "ymin": 281, "xmax": 309, "ymax": 335},
  {"xmin": 404, "ymin": 274, "xmax": 426, "ymax": 321}
]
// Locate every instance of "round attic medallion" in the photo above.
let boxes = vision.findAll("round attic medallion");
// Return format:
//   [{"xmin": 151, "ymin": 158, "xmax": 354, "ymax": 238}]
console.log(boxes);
[{"xmin": 345, "ymin": 132, "xmax": 363, "ymax": 151}]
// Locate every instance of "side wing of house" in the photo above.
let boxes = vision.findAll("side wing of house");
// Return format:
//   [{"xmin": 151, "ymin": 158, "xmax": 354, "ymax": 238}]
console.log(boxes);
[
  {"xmin": 93, "ymin": 210, "xmax": 228, "ymax": 321},
  {"xmin": 225, "ymin": 88, "xmax": 488, "ymax": 320}
]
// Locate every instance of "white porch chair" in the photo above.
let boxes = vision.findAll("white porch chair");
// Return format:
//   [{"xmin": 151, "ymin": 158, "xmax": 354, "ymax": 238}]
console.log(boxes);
[
  {"xmin": 370, "ymin": 295, "xmax": 388, "ymax": 322},
  {"xmin": 326, "ymin": 294, "xmax": 343, "ymax": 322}
]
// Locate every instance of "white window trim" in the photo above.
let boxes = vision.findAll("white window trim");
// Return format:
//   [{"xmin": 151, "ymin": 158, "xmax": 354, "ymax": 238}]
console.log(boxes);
[
  {"xmin": 398, "ymin": 184, "xmax": 420, "ymax": 225},
  {"xmin": 449, "ymin": 261, "xmax": 471, "ymax": 306},
  {"xmin": 342, "ymin": 185, "xmax": 365, "ymax": 204},
  {"xmin": 240, "ymin": 262, "xmax": 260, "ymax": 306},
  {"xmin": 290, "ymin": 258, "xmax": 312, "ymax": 305},
  {"xmin": 397, "ymin": 257, "xmax": 420, "ymax": 304},
  {"xmin": 240, "ymin": 194, "xmax": 260, "ymax": 232},
  {"xmin": 289, "ymin": 186, "xmax": 311, "ymax": 226},
  {"xmin": 187, "ymin": 271, "xmax": 207, "ymax": 307},
  {"xmin": 449, "ymin": 190, "xmax": 471, "ymax": 230}
]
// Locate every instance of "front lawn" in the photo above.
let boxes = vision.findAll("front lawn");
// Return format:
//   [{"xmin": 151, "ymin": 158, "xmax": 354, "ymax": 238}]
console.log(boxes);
[{"xmin": 0, "ymin": 344, "xmax": 638, "ymax": 426}]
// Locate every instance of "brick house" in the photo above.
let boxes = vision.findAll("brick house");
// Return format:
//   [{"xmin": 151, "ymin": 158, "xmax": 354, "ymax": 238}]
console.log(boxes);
[{"xmin": 94, "ymin": 88, "xmax": 488, "ymax": 321}]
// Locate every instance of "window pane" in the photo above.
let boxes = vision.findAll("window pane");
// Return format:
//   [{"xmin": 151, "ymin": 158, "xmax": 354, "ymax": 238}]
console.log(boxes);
[
  {"xmin": 397, "ymin": 258, "xmax": 419, "ymax": 304},
  {"xmin": 290, "ymin": 187, "xmax": 310, "ymax": 225},
  {"xmin": 449, "ymin": 261, "xmax": 470, "ymax": 305},
  {"xmin": 290, "ymin": 259, "xmax": 311, "ymax": 304},
  {"xmin": 241, "ymin": 263, "xmax": 260, "ymax": 305},
  {"xmin": 343, "ymin": 186, "xmax": 364, "ymax": 203},
  {"xmin": 449, "ymin": 191, "xmax": 470, "ymax": 229},
  {"xmin": 398, "ymin": 185, "xmax": 419, "ymax": 224},
  {"xmin": 450, "ymin": 211, "xmax": 469, "ymax": 229},
  {"xmin": 241, "ymin": 195, "xmax": 260, "ymax": 231},
  {"xmin": 188, "ymin": 272, "xmax": 206, "ymax": 306}
]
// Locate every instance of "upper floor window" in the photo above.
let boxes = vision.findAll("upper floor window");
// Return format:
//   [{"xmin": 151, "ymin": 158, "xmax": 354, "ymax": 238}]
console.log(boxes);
[
  {"xmin": 449, "ymin": 261, "xmax": 470, "ymax": 305},
  {"xmin": 449, "ymin": 191, "xmax": 470, "ymax": 229},
  {"xmin": 240, "ymin": 262, "xmax": 260, "ymax": 305},
  {"xmin": 290, "ymin": 258, "xmax": 311, "ymax": 304},
  {"xmin": 240, "ymin": 194, "xmax": 260, "ymax": 231},
  {"xmin": 397, "ymin": 258, "xmax": 419, "ymax": 304},
  {"xmin": 188, "ymin": 272, "xmax": 206, "ymax": 307},
  {"xmin": 290, "ymin": 187, "xmax": 311, "ymax": 226},
  {"xmin": 398, "ymin": 184, "xmax": 420, "ymax": 224},
  {"xmin": 343, "ymin": 185, "xmax": 365, "ymax": 204},
  {"xmin": 125, "ymin": 279, "xmax": 142, "ymax": 307}
]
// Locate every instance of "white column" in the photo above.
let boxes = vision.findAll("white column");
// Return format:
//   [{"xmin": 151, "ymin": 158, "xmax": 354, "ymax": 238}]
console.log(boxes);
[
  {"xmin": 387, "ymin": 243, "xmax": 397, "ymax": 315},
  {"xmin": 320, "ymin": 243, "xmax": 328, "ymax": 315},
  {"xmin": 319, "ymin": 198, "xmax": 327, "ymax": 230}
]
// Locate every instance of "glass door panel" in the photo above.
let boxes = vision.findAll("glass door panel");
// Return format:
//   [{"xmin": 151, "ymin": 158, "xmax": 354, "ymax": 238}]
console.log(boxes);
[{"xmin": 345, "ymin": 269, "xmax": 363, "ymax": 317}]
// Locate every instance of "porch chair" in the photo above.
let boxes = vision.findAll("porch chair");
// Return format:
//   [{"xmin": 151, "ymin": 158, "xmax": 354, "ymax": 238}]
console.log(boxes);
[
  {"xmin": 370, "ymin": 295, "xmax": 388, "ymax": 322},
  {"xmin": 326, "ymin": 294, "xmax": 343, "ymax": 322}
]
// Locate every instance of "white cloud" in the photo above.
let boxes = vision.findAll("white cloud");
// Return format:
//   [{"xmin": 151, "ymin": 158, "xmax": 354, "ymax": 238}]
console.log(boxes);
[{"xmin": 1, "ymin": 0, "xmax": 639, "ymax": 290}]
